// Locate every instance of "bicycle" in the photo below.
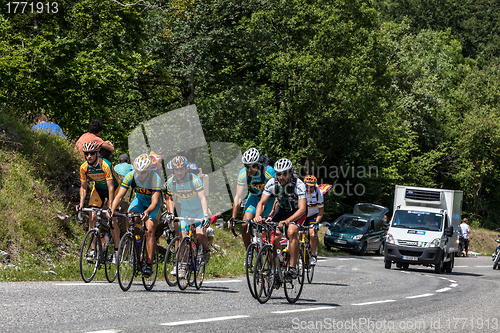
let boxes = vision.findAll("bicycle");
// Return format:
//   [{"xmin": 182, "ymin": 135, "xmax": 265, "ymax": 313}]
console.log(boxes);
[
  {"xmin": 159, "ymin": 212, "xmax": 181, "ymax": 287},
  {"xmin": 78, "ymin": 207, "xmax": 117, "ymax": 283},
  {"xmin": 253, "ymin": 221, "xmax": 305, "ymax": 304},
  {"xmin": 113, "ymin": 211, "xmax": 159, "ymax": 292},
  {"xmin": 230, "ymin": 218, "xmax": 265, "ymax": 299},
  {"xmin": 175, "ymin": 217, "xmax": 207, "ymax": 290},
  {"xmin": 298, "ymin": 225, "xmax": 315, "ymax": 283}
]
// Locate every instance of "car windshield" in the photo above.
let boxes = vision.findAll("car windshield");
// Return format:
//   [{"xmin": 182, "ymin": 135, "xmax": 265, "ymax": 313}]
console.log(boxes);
[
  {"xmin": 391, "ymin": 210, "xmax": 443, "ymax": 232},
  {"xmin": 332, "ymin": 216, "xmax": 367, "ymax": 230},
  {"xmin": 353, "ymin": 204, "xmax": 387, "ymax": 220}
]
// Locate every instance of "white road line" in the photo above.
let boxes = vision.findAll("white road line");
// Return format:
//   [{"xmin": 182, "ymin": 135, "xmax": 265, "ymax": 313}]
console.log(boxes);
[
  {"xmin": 454, "ymin": 265, "xmax": 467, "ymax": 267},
  {"xmin": 161, "ymin": 315, "xmax": 250, "ymax": 326},
  {"xmin": 338, "ymin": 258, "xmax": 355, "ymax": 261},
  {"xmin": 272, "ymin": 306, "xmax": 335, "ymax": 314},
  {"xmin": 352, "ymin": 300, "xmax": 396, "ymax": 306},
  {"xmin": 476, "ymin": 265, "xmax": 492, "ymax": 268},
  {"xmin": 436, "ymin": 287, "xmax": 451, "ymax": 293},
  {"xmin": 448, "ymin": 279, "xmax": 457, "ymax": 283},
  {"xmin": 406, "ymin": 293, "xmax": 434, "ymax": 299},
  {"xmin": 85, "ymin": 330, "xmax": 120, "ymax": 333},
  {"xmin": 203, "ymin": 279, "xmax": 242, "ymax": 284},
  {"xmin": 450, "ymin": 283, "xmax": 458, "ymax": 288},
  {"xmin": 317, "ymin": 259, "xmax": 326, "ymax": 262}
]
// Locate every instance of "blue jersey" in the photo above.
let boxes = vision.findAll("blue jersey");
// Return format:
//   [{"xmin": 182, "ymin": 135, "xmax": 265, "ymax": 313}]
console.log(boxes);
[
  {"xmin": 237, "ymin": 164, "xmax": 275, "ymax": 197},
  {"xmin": 166, "ymin": 173, "xmax": 204, "ymax": 214},
  {"xmin": 121, "ymin": 171, "xmax": 162, "ymax": 205}
]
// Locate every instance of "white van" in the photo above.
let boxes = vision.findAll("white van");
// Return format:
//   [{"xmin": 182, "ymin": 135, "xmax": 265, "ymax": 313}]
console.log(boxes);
[{"xmin": 384, "ymin": 186, "xmax": 463, "ymax": 274}]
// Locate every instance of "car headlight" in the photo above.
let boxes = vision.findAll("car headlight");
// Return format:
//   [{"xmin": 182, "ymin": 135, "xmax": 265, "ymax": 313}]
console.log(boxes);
[
  {"xmin": 387, "ymin": 233, "xmax": 395, "ymax": 244},
  {"xmin": 326, "ymin": 229, "xmax": 331, "ymax": 236},
  {"xmin": 428, "ymin": 238, "xmax": 440, "ymax": 248},
  {"xmin": 353, "ymin": 234, "xmax": 363, "ymax": 240}
]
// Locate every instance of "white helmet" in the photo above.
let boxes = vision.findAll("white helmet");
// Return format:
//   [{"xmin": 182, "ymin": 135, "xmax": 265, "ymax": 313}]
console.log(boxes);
[
  {"xmin": 274, "ymin": 158, "xmax": 293, "ymax": 173},
  {"xmin": 134, "ymin": 154, "xmax": 152, "ymax": 172},
  {"xmin": 242, "ymin": 148, "xmax": 260, "ymax": 164}
]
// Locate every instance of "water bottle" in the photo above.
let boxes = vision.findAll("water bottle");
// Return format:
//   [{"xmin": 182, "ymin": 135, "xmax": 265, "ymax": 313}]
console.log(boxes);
[
  {"xmin": 135, "ymin": 234, "xmax": 142, "ymax": 253},
  {"xmin": 100, "ymin": 233, "xmax": 107, "ymax": 249},
  {"xmin": 104, "ymin": 234, "xmax": 109, "ymax": 249}
]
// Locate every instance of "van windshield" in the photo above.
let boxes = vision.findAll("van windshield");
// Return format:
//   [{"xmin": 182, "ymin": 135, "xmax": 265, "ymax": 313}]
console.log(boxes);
[{"xmin": 391, "ymin": 211, "xmax": 443, "ymax": 232}]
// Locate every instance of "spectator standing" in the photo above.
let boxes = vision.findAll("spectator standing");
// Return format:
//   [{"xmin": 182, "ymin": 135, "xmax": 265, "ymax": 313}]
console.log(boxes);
[
  {"xmin": 75, "ymin": 119, "xmax": 114, "ymax": 161},
  {"xmin": 114, "ymin": 154, "xmax": 134, "ymax": 177},
  {"xmin": 32, "ymin": 114, "xmax": 66, "ymax": 139},
  {"xmin": 460, "ymin": 218, "xmax": 471, "ymax": 256}
]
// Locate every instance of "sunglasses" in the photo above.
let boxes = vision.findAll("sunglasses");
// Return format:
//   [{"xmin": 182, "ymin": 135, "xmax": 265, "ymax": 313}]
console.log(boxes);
[
  {"xmin": 306, "ymin": 185, "xmax": 315, "ymax": 189},
  {"xmin": 276, "ymin": 171, "xmax": 289, "ymax": 177},
  {"xmin": 84, "ymin": 151, "xmax": 97, "ymax": 156},
  {"xmin": 245, "ymin": 163, "xmax": 259, "ymax": 170}
]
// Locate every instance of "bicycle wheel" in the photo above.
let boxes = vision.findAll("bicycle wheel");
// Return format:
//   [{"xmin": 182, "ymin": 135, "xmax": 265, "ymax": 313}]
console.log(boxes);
[
  {"xmin": 284, "ymin": 244, "xmax": 305, "ymax": 303},
  {"xmin": 104, "ymin": 237, "xmax": 118, "ymax": 283},
  {"xmin": 141, "ymin": 240, "xmax": 159, "ymax": 291},
  {"xmin": 306, "ymin": 248, "xmax": 315, "ymax": 284},
  {"xmin": 164, "ymin": 236, "xmax": 179, "ymax": 286},
  {"xmin": 194, "ymin": 243, "xmax": 205, "ymax": 290},
  {"xmin": 176, "ymin": 236, "xmax": 194, "ymax": 290},
  {"xmin": 245, "ymin": 243, "xmax": 259, "ymax": 299},
  {"xmin": 253, "ymin": 245, "xmax": 275, "ymax": 304},
  {"xmin": 79, "ymin": 229, "xmax": 101, "ymax": 283},
  {"xmin": 117, "ymin": 233, "xmax": 136, "ymax": 291},
  {"xmin": 494, "ymin": 249, "xmax": 500, "ymax": 270}
]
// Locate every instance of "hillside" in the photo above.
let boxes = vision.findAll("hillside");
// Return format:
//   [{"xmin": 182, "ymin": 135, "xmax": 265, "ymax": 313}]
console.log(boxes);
[{"xmin": 0, "ymin": 112, "xmax": 83, "ymax": 280}]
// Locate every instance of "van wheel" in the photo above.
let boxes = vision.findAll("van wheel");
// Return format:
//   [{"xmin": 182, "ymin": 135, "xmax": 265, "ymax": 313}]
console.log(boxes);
[
  {"xmin": 444, "ymin": 260, "xmax": 452, "ymax": 273},
  {"xmin": 384, "ymin": 260, "xmax": 391, "ymax": 269},
  {"xmin": 358, "ymin": 242, "xmax": 367, "ymax": 256},
  {"xmin": 434, "ymin": 255, "xmax": 443, "ymax": 274},
  {"xmin": 402, "ymin": 263, "xmax": 409, "ymax": 270}
]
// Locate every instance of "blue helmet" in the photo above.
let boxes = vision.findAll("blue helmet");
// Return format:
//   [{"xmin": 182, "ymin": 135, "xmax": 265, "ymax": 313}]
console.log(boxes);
[{"xmin": 171, "ymin": 156, "xmax": 188, "ymax": 169}]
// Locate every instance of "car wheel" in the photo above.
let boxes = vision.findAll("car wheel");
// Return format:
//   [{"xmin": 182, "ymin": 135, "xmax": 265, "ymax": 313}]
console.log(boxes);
[
  {"xmin": 375, "ymin": 242, "xmax": 384, "ymax": 256},
  {"xmin": 358, "ymin": 242, "xmax": 367, "ymax": 256}
]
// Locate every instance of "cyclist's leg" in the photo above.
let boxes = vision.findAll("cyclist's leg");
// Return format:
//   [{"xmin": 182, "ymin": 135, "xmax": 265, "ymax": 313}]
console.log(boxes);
[
  {"xmin": 308, "ymin": 216, "xmax": 319, "ymax": 257},
  {"xmin": 242, "ymin": 195, "xmax": 258, "ymax": 248},
  {"xmin": 287, "ymin": 223, "xmax": 299, "ymax": 269},
  {"xmin": 271, "ymin": 209, "xmax": 288, "ymax": 252},
  {"xmin": 144, "ymin": 204, "xmax": 161, "ymax": 265},
  {"xmin": 109, "ymin": 187, "xmax": 121, "ymax": 251},
  {"xmin": 88, "ymin": 186, "xmax": 104, "ymax": 230}
]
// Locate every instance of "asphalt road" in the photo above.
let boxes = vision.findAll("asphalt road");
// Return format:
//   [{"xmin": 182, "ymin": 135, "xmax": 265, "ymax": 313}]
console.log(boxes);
[{"xmin": 2, "ymin": 255, "xmax": 500, "ymax": 333}]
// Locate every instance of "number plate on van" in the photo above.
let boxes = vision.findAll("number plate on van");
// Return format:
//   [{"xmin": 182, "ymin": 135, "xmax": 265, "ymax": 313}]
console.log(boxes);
[
  {"xmin": 334, "ymin": 239, "xmax": 347, "ymax": 244},
  {"xmin": 402, "ymin": 256, "xmax": 418, "ymax": 261}
]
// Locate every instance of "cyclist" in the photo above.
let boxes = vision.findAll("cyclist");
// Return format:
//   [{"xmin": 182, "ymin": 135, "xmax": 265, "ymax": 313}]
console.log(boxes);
[
  {"xmin": 254, "ymin": 158, "xmax": 306, "ymax": 279},
  {"xmin": 107, "ymin": 154, "xmax": 162, "ymax": 278},
  {"xmin": 164, "ymin": 156, "xmax": 211, "ymax": 277},
  {"xmin": 77, "ymin": 141, "xmax": 121, "ymax": 262},
  {"xmin": 297, "ymin": 175, "xmax": 323, "ymax": 266},
  {"xmin": 229, "ymin": 148, "xmax": 276, "ymax": 263}
]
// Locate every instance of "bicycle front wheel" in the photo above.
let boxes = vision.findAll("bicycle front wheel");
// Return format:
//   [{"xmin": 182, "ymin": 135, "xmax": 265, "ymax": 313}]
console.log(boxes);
[
  {"xmin": 142, "ymin": 241, "xmax": 158, "ymax": 291},
  {"xmin": 164, "ymin": 236, "xmax": 179, "ymax": 286},
  {"xmin": 284, "ymin": 244, "xmax": 305, "ymax": 303},
  {"xmin": 117, "ymin": 233, "xmax": 136, "ymax": 291},
  {"xmin": 194, "ymin": 243, "xmax": 205, "ymax": 290},
  {"xmin": 104, "ymin": 237, "xmax": 118, "ymax": 283},
  {"xmin": 79, "ymin": 229, "xmax": 101, "ymax": 283},
  {"xmin": 176, "ymin": 236, "xmax": 194, "ymax": 290},
  {"xmin": 306, "ymin": 247, "xmax": 315, "ymax": 283},
  {"xmin": 253, "ymin": 245, "xmax": 275, "ymax": 304},
  {"xmin": 245, "ymin": 243, "xmax": 259, "ymax": 299}
]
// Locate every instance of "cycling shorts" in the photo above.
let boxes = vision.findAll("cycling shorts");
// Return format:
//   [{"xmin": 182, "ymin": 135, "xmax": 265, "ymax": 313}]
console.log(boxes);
[
  {"xmin": 179, "ymin": 209, "xmax": 203, "ymax": 232},
  {"xmin": 128, "ymin": 196, "xmax": 161, "ymax": 221},
  {"xmin": 244, "ymin": 194, "xmax": 274, "ymax": 217},
  {"xmin": 89, "ymin": 186, "xmax": 119, "ymax": 208},
  {"xmin": 297, "ymin": 214, "xmax": 319, "ymax": 228}
]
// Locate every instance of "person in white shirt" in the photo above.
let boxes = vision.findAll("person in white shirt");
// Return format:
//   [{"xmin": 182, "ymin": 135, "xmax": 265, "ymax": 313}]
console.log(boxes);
[
  {"xmin": 297, "ymin": 175, "xmax": 323, "ymax": 266},
  {"xmin": 459, "ymin": 218, "xmax": 471, "ymax": 256}
]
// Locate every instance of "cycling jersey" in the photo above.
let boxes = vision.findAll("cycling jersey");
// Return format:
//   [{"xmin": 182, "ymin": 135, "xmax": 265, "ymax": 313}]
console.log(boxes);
[
  {"xmin": 237, "ymin": 164, "xmax": 276, "ymax": 197},
  {"xmin": 79, "ymin": 157, "xmax": 119, "ymax": 190},
  {"xmin": 306, "ymin": 187, "xmax": 324, "ymax": 217},
  {"xmin": 166, "ymin": 173, "xmax": 204, "ymax": 215},
  {"xmin": 121, "ymin": 170, "xmax": 162, "ymax": 220},
  {"xmin": 263, "ymin": 177, "xmax": 306, "ymax": 211}
]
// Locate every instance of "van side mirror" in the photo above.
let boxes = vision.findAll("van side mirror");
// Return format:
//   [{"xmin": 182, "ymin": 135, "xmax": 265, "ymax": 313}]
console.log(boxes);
[{"xmin": 445, "ymin": 225, "xmax": 453, "ymax": 237}]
